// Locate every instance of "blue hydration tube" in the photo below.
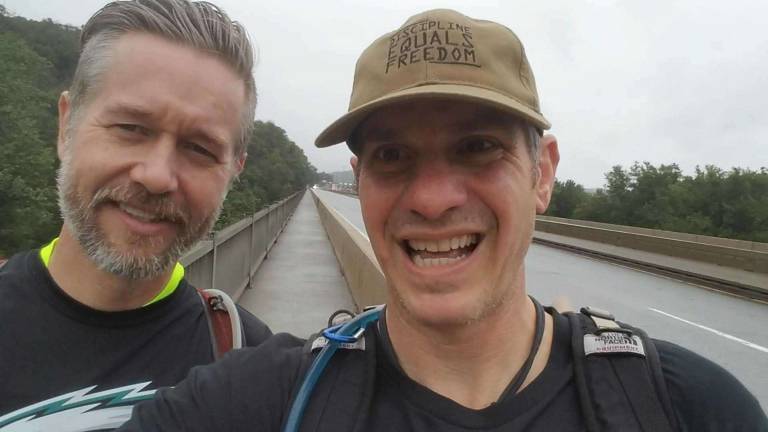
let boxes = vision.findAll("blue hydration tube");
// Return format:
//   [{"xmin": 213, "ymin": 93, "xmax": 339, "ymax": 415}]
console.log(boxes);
[{"xmin": 282, "ymin": 306, "xmax": 384, "ymax": 432}]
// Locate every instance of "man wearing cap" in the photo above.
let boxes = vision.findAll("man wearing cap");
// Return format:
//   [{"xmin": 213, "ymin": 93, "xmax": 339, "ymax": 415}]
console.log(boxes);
[{"xmin": 118, "ymin": 9, "xmax": 767, "ymax": 431}]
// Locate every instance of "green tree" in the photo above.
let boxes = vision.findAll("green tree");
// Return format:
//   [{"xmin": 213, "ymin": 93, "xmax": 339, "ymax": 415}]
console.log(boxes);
[
  {"xmin": 0, "ymin": 33, "xmax": 59, "ymax": 255},
  {"xmin": 546, "ymin": 179, "xmax": 589, "ymax": 218},
  {"xmin": 216, "ymin": 121, "xmax": 319, "ymax": 228}
]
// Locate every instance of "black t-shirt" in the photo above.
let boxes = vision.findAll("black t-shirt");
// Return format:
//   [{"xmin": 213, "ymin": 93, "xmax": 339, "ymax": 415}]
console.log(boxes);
[
  {"xmin": 0, "ymin": 249, "xmax": 272, "ymax": 430},
  {"xmin": 119, "ymin": 308, "xmax": 767, "ymax": 431}
]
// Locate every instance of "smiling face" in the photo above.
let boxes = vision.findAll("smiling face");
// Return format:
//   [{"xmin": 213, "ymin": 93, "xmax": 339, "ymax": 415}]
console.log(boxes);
[
  {"xmin": 57, "ymin": 32, "xmax": 246, "ymax": 280},
  {"xmin": 354, "ymin": 99, "xmax": 558, "ymax": 326}
]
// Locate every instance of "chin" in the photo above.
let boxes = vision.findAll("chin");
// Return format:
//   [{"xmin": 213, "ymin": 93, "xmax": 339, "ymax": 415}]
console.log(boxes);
[{"xmin": 393, "ymin": 287, "xmax": 492, "ymax": 327}]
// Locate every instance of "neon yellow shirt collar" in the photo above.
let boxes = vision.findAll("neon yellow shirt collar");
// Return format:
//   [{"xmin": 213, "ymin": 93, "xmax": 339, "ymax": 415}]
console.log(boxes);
[{"xmin": 39, "ymin": 237, "xmax": 184, "ymax": 306}]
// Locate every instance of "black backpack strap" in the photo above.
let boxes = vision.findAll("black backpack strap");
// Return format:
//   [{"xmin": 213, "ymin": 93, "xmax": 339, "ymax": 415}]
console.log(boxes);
[
  {"xmin": 567, "ymin": 311, "xmax": 601, "ymax": 432},
  {"xmin": 567, "ymin": 307, "xmax": 678, "ymax": 432},
  {"xmin": 617, "ymin": 322, "xmax": 680, "ymax": 432},
  {"xmin": 300, "ymin": 330, "xmax": 377, "ymax": 432}
]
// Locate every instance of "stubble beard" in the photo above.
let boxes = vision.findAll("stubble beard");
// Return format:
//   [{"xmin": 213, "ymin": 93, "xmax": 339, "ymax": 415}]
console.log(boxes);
[{"xmin": 56, "ymin": 149, "xmax": 224, "ymax": 281}]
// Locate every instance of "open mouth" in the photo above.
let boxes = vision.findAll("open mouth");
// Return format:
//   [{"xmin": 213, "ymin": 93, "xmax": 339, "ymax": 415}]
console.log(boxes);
[
  {"xmin": 403, "ymin": 234, "xmax": 481, "ymax": 268},
  {"xmin": 118, "ymin": 202, "xmax": 167, "ymax": 224}
]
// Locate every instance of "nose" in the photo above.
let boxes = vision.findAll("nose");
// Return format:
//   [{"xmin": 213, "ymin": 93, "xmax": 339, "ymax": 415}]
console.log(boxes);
[
  {"xmin": 401, "ymin": 158, "xmax": 467, "ymax": 220},
  {"xmin": 129, "ymin": 136, "xmax": 179, "ymax": 194}
]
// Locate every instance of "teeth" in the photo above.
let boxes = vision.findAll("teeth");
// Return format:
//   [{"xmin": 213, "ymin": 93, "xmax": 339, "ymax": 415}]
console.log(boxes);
[
  {"xmin": 119, "ymin": 203, "xmax": 158, "ymax": 222},
  {"xmin": 407, "ymin": 234, "xmax": 478, "ymax": 252},
  {"xmin": 412, "ymin": 254, "xmax": 469, "ymax": 268}
]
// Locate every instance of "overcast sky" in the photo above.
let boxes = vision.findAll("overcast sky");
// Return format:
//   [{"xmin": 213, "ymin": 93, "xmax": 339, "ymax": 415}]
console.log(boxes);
[{"xmin": 3, "ymin": 0, "xmax": 766, "ymax": 187}]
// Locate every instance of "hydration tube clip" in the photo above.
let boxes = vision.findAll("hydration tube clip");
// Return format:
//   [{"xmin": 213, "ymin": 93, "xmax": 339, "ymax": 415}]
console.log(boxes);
[{"xmin": 322, "ymin": 323, "xmax": 366, "ymax": 344}]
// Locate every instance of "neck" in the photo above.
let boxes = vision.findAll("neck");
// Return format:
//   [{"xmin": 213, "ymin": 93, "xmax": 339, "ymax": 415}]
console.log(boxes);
[
  {"xmin": 47, "ymin": 227, "xmax": 170, "ymax": 311},
  {"xmin": 386, "ymin": 293, "xmax": 553, "ymax": 409}
]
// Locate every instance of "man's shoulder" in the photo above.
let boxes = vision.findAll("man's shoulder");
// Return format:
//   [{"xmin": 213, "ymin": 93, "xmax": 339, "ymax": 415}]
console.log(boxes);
[
  {"xmin": 169, "ymin": 331, "xmax": 308, "ymax": 400},
  {"xmin": 0, "ymin": 250, "xmax": 39, "ymax": 294},
  {"xmin": 235, "ymin": 304, "xmax": 273, "ymax": 346},
  {"xmin": 0, "ymin": 250, "xmax": 34, "ymax": 276},
  {"xmin": 655, "ymin": 339, "xmax": 768, "ymax": 431},
  {"xmin": 224, "ymin": 332, "xmax": 307, "ymax": 370}
]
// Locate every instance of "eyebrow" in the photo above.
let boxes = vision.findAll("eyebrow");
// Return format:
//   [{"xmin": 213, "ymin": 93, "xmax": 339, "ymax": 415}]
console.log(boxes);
[
  {"xmin": 102, "ymin": 103, "xmax": 155, "ymax": 121},
  {"xmin": 452, "ymin": 109, "xmax": 520, "ymax": 134},
  {"xmin": 360, "ymin": 127, "xmax": 399, "ymax": 144}
]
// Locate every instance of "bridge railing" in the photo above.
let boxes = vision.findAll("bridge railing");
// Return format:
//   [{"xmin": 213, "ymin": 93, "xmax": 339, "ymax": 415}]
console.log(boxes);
[
  {"xmin": 181, "ymin": 191, "xmax": 304, "ymax": 300},
  {"xmin": 535, "ymin": 216, "xmax": 767, "ymax": 274}
]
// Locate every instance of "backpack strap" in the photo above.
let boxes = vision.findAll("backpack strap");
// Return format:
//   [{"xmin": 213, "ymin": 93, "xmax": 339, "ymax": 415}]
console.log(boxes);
[
  {"xmin": 567, "ymin": 307, "xmax": 678, "ymax": 432},
  {"xmin": 283, "ymin": 306, "xmax": 382, "ymax": 432},
  {"xmin": 196, "ymin": 288, "xmax": 244, "ymax": 360}
]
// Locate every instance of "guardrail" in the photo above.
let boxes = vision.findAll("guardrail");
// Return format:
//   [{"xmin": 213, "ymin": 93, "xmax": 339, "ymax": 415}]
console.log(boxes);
[
  {"xmin": 535, "ymin": 216, "xmax": 767, "ymax": 274},
  {"xmin": 311, "ymin": 189, "xmax": 387, "ymax": 310},
  {"xmin": 180, "ymin": 191, "xmax": 304, "ymax": 300},
  {"xmin": 537, "ymin": 216, "xmax": 768, "ymax": 253}
]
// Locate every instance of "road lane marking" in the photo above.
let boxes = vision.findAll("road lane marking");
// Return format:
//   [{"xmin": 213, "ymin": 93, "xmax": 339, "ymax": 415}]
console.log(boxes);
[{"xmin": 649, "ymin": 308, "xmax": 768, "ymax": 354}]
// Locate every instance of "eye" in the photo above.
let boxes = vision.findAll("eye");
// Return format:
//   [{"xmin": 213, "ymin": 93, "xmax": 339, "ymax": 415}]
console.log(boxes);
[
  {"xmin": 184, "ymin": 141, "xmax": 218, "ymax": 161},
  {"xmin": 460, "ymin": 138, "xmax": 499, "ymax": 154},
  {"xmin": 115, "ymin": 123, "xmax": 149, "ymax": 136},
  {"xmin": 374, "ymin": 146, "xmax": 403, "ymax": 162},
  {"xmin": 364, "ymin": 143, "xmax": 413, "ymax": 174}
]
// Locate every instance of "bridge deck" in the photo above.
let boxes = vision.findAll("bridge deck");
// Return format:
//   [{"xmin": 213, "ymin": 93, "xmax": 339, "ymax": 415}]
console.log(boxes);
[{"xmin": 238, "ymin": 192, "xmax": 355, "ymax": 337}]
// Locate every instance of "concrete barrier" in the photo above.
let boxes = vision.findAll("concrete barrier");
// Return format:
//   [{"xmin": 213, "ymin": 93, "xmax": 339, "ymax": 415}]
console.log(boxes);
[
  {"xmin": 535, "ymin": 217, "xmax": 767, "ymax": 274},
  {"xmin": 311, "ymin": 189, "xmax": 387, "ymax": 310},
  {"xmin": 180, "ymin": 191, "xmax": 304, "ymax": 300},
  {"xmin": 537, "ymin": 216, "xmax": 768, "ymax": 252}
]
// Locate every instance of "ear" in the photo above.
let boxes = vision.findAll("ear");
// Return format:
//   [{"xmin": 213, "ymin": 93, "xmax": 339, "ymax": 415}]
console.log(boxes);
[
  {"xmin": 535, "ymin": 134, "xmax": 560, "ymax": 214},
  {"xmin": 350, "ymin": 155, "xmax": 359, "ymax": 181},
  {"xmin": 233, "ymin": 151, "xmax": 247, "ymax": 176},
  {"xmin": 57, "ymin": 91, "xmax": 72, "ymax": 160}
]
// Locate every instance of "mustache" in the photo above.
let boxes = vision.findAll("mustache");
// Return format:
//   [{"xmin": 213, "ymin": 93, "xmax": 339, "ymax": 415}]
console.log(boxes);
[
  {"xmin": 90, "ymin": 183, "xmax": 190, "ymax": 225},
  {"xmin": 388, "ymin": 208, "xmax": 495, "ymax": 232}
]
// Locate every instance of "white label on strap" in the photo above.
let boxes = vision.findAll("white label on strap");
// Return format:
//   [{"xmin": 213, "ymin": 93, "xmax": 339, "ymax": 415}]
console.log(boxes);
[
  {"xmin": 311, "ymin": 335, "xmax": 366, "ymax": 352},
  {"xmin": 584, "ymin": 332, "xmax": 646, "ymax": 357}
]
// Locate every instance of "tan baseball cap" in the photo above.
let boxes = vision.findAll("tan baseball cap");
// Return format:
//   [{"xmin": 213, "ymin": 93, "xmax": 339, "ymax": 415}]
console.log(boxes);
[{"xmin": 315, "ymin": 8, "xmax": 550, "ymax": 148}]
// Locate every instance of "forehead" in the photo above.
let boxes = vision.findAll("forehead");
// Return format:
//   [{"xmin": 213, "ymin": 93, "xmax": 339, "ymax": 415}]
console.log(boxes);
[
  {"xmin": 86, "ymin": 32, "xmax": 246, "ymax": 147},
  {"xmin": 355, "ymin": 99, "xmax": 521, "ymax": 146}
]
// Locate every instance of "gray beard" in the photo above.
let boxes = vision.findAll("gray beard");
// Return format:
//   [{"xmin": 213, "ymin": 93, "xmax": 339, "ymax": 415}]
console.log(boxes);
[{"xmin": 56, "ymin": 152, "xmax": 223, "ymax": 281}]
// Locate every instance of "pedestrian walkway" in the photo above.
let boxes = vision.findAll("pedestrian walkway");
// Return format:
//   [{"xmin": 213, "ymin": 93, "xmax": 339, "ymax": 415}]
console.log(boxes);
[{"xmin": 238, "ymin": 192, "xmax": 356, "ymax": 337}]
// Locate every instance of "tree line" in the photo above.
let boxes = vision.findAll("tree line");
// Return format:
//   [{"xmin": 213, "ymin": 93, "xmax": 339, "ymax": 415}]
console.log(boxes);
[
  {"xmin": 547, "ymin": 163, "xmax": 768, "ymax": 243},
  {"xmin": 0, "ymin": 9, "xmax": 320, "ymax": 256}
]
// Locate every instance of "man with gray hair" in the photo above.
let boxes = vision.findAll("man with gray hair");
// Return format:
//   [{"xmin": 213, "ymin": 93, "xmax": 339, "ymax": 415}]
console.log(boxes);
[{"xmin": 0, "ymin": 0, "xmax": 270, "ymax": 429}]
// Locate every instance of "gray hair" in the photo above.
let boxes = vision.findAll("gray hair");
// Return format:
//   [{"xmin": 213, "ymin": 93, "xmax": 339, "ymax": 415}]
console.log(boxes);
[{"xmin": 68, "ymin": 0, "xmax": 256, "ymax": 155}]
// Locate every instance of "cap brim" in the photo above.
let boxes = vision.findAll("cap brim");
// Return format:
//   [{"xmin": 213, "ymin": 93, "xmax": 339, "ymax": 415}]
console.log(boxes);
[{"xmin": 315, "ymin": 84, "xmax": 551, "ymax": 148}]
